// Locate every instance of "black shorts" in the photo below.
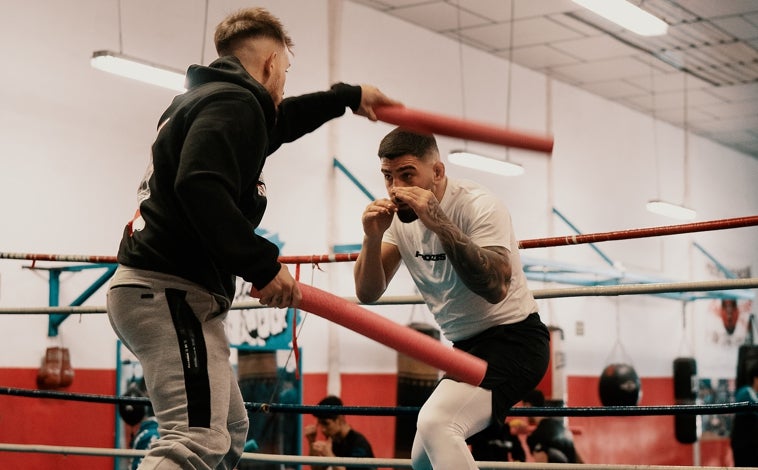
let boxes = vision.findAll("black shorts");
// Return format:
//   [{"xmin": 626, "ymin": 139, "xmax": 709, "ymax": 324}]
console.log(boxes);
[{"xmin": 449, "ymin": 313, "xmax": 550, "ymax": 424}]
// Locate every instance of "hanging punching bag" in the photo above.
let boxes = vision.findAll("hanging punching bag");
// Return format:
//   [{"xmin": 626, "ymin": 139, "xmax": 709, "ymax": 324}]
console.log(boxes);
[
  {"xmin": 598, "ymin": 363, "xmax": 641, "ymax": 406},
  {"xmin": 237, "ymin": 350, "xmax": 279, "ymax": 470},
  {"xmin": 673, "ymin": 357, "xmax": 698, "ymax": 444},
  {"xmin": 535, "ymin": 326, "xmax": 566, "ymax": 406},
  {"xmin": 736, "ymin": 345, "xmax": 758, "ymax": 389},
  {"xmin": 394, "ymin": 323, "xmax": 440, "ymax": 458}
]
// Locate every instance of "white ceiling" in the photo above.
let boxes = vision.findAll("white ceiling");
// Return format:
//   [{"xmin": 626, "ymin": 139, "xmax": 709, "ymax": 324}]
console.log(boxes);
[{"xmin": 351, "ymin": 0, "xmax": 758, "ymax": 158}]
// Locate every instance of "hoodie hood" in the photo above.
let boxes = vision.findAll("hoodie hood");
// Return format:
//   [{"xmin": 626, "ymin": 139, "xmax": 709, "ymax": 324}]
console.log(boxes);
[{"xmin": 183, "ymin": 55, "xmax": 277, "ymax": 129}]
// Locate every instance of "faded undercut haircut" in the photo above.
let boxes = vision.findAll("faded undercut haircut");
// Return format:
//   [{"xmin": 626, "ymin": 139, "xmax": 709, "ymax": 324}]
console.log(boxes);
[
  {"xmin": 378, "ymin": 127, "xmax": 439, "ymax": 161},
  {"xmin": 214, "ymin": 7, "xmax": 294, "ymax": 57}
]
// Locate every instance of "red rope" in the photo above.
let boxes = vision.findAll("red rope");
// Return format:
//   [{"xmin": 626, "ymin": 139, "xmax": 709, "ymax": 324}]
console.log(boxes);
[
  {"xmin": 3, "ymin": 215, "xmax": 756, "ymax": 263},
  {"xmin": 278, "ymin": 253, "xmax": 359, "ymax": 264},
  {"xmin": 518, "ymin": 215, "xmax": 758, "ymax": 249},
  {"xmin": 292, "ymin": 263, "xmax": 301, "ymax": 380}
]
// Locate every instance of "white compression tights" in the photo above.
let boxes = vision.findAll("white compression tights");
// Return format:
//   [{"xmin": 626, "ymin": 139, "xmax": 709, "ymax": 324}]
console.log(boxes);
[{"xmin": 410, "ymin": 379, "xmax": 493, "ymax": 470}]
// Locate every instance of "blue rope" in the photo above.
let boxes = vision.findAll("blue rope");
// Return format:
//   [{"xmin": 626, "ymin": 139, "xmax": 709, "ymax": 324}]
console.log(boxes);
[{"xmin": 3, "ymin": 387, "xmax": 755, "ymax": 417}]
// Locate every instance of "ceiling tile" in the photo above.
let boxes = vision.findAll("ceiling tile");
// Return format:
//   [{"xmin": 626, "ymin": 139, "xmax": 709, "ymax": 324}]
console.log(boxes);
[
  {"xmin": 551, "ymin": 35, "xmax": 640, "ymax": 61},
  {"xmin": 349, "ymin": 0, "xmax": 394, "ymax": 10},
  {"xmin": 656, "ymin": 106, "xmax": 715, "ymax": 125},
  {"xmin": 459, "ymin": 16, "xmax": 583, "ymax": 49},
  {"xmin": 351, "ymin": 0, "xmax": 758, "ymax": 157},
  {"xmin": 441, "ymin": 30, "xmax": 495, "ymax": 51},
  {"xmin": 506, "ymin": 44, "xmax": 581, "ymax": 69},
  {"xmin": 458, "ymin": 0, "xmax": 513, "ymax": 22},
  {"xmin": 708, "ymin": 82, "xmax": 758, "ymax": 100},
  {"xmin": 583, "ymin": 80, "xmax": 647, "ymax": 99},
  {"xmin": 390, "ymin": 2, "xmax": 490, "ymax": 32},
  {"xmin": 551, "ymin": 56, "xmax": 654, "ymax": 84},
  {"xmin": 513, "ymin": 0, "xmax": 578, "ymax": 19},
  {"xmin": 689, "ymin": 115, "xmax": 758, "ymax": 133},
  {"xmin": 711, "ymin": 16, "xmax": 758, "ymax": 40},
  {"xmin": 704, "ymin": 99, "xmax": 758, "ymax": 119},
  {"xmin": 546, "ymin": 11, "xmax": 605, "ymax": 36},
  {"xmin": 623, "ymin": 88, "xmax": 726, "ymax": 111},
  {"xmin": 672, "ymin": 0, "xmax": 758, "ymax": 18},
  {"xmin": 625, "ymin": 71, "xmax": 711, "ymax": 93}
]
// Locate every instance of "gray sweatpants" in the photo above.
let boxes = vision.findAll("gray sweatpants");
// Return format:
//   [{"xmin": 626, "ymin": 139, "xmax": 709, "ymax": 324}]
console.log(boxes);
[{"xmin": 107, "ymin": 265, "xmax": 248, "ymax": 469}]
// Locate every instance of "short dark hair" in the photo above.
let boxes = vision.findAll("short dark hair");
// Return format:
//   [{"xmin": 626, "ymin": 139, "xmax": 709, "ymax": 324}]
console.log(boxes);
[
  {"xmin": 378, "ymin": 127, "xmax": 438, "ymax": 161},
  {"xmin": 522, "ymin": 389, "xmax": 545, "ymax": 407},
  {"xmin": 214, "ymin": 7, "xmax": 294, "ymax": 57},
  {"xmin": 313, "ymin": 395, "xmax": 343, "ymax": 420},
  {"xmin": 749, "ymin": 363, "xmax": 758, "ymax": 380}
]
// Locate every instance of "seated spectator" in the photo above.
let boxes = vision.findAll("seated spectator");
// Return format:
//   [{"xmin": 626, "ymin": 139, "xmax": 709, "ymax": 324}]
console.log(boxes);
[
  {"xmin": 522, "ymin": 389, "xmax": 582, "ymax": 463},
  {"xmin": 304, "ymin": 395, "xmax": 376, "ymax": 470}
]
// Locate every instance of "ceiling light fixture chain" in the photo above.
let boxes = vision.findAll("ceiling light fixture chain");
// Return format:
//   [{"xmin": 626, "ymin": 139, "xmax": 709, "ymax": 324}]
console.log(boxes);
[
  {"xmin": 455, "ymin": 0, "xmax": 467, "ymax": 127},
  {"xmin": 504, "ymin": 0, "xmax": 515, "ymax": 163},
  {"xmin": 650, "ymin": 59, "xmax": 661, "ymax": 202},
  {"xmin": 682, "ymin": 70, "xmax": 690, "ymax": 212},
  {"xmin": 446, "ymin": 0, "xmax": 524, "ymax": 176},
  {"xmin": 117, "ymin": 0, "xmax": 124, "ymax": 54},
  {"xmin": 200, "ymin": 0, "xmax": 210, "ymax": 65},
  {"xmin": 645, "ymin": 58, "xmax": 696, "ymax": 220}
]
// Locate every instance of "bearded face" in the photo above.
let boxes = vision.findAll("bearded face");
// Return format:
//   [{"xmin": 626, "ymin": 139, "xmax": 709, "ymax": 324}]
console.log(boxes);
[
  {"xmin": 396, "ymin": 205, "xmax": 418, "ymax": 223},
  {"xmin": 720, "ymin": 299, "xmax": 739, "ymax": 335}
]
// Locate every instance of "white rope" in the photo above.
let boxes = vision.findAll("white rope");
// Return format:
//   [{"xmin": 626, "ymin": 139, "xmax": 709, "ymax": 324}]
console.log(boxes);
[
  {"xmin": 0, "ymin": 442, "xmax": 739, "ymax": 469},
  {"xmin": 1, "ymin": 278, "xmax": 755, "ymax": 315}
]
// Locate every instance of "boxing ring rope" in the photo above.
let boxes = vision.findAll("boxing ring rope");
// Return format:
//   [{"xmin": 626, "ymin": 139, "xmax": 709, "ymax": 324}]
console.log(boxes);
[
  {"xmin": 1, "ymin": 384, "xmax": 754, "ymax": 467},
  {"xmin": 517, "ymin": 215, "xmax": 758, "ymax": 249},
  {"xmin": 0, "ymin": 442, "xmax": 746, "ymax": 469},
  {"xmin": 1, "ymin": 215, "xmax": 756, "ymax": 466},
  {"xmin": 0, "ymin": 252, "xmax": 359, "ymax": 265},
  {"xmin": 1, "ymin": 385, "xmax": 756, "ymax": 417},
  {"xmin": 0, "ymin": 277, "xmax": 755, "ymax": 316},
  {"xmin": 1, "ymin": 215, "xmax": 756, "ymax": 265}
]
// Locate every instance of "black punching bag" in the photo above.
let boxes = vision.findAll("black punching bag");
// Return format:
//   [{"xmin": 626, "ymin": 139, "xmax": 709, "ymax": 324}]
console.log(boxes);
[
  {"xmin": 673, "ymin": 357, "xmax": 698, "ymax": 444},
  {"xmin": 598, "ymin": 363, "xmax": 641, "ymax": 406},
  {"xmin": 395, "ymin": 323, "xmax": 440, "ymax": 458},
  {"xmin": 736, "ymin": 345, "xmax": 758, "ymax": 389}
]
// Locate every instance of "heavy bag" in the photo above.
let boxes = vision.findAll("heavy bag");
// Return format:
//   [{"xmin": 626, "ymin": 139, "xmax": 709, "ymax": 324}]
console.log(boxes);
[
  {"xmin": 36, "ymin": 347, "xmax": 62, "ymax": 390},
  {"xmin": 237, "ymin": 350, "xmax": 280, "ymax": 470},
  {"xmin": 673, "ymin": 357, "xmax": 698, "ymax": 444},
  {"xmin": 598, "ymin": 363, "xmax": 641, "ymax": 406},
  {"xmin": 536, "ymin": 326, "xmax": 566, "ymax": 406},
  {"xmin": 736, "ymin": 345, "xmax": 758, "ymax": 389},
  {"xmin": 394, "ymin": 323, "xmax": 440, "ymax": 458},
  {"xmin": 119, "ymin": 380, "xmax": 146, "ymax": 426}
]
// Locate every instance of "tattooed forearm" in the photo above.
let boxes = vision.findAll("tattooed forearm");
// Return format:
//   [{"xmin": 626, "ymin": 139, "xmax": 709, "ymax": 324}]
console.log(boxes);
[{"xmin": 426, "ymin": 204, "xmax": 512, "ymax": 303}]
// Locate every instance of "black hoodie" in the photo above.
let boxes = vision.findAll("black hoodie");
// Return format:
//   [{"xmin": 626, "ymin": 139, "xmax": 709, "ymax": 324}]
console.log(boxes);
[{"xmin": 117, "ymin": 56, "xmax": 361, "ymax": 303}]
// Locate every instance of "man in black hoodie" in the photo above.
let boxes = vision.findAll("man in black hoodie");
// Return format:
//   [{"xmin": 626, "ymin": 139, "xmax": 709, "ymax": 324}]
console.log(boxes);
[{"xmin": 106, "ymin": 7, "xmax": 399, "ymax": 470}]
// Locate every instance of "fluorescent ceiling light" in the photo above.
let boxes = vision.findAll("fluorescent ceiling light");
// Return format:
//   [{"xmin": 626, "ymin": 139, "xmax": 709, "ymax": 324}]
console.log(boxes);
[
  {"xmin": 646, "ymin": 200, "xmax": 696, "ymax": 221},
  {"xmin": 572, "ymin": 0, "xmax": 669, "ymax": 36},
  {"xmin": 91, "ymin": 50, "xmax": 186, "ymax": 92},
  {"xmin": 448, "ymin": 150, "xmax": 525, "ymax": 176}
]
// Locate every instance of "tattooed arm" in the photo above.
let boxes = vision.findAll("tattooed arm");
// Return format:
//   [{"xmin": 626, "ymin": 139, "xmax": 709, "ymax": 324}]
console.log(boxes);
[{"xmin": 392, "ymin": 186, "xmax": 511, "ymax": 303}]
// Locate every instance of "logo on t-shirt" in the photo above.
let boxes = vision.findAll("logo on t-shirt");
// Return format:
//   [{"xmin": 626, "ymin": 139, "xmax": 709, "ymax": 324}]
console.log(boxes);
[{"xmin": 415, "ymin": 250, "xmax": 446, "ymax": 261}]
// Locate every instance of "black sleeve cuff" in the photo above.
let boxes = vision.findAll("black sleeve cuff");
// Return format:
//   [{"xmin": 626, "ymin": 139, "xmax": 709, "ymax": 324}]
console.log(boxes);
[
  {"xmin": 330, "ymin": 83, "xmax": 362, "ymax": 112},
  {"xmin": 250, "ymin": 261, "xmax": 282, "ymax": 291}
]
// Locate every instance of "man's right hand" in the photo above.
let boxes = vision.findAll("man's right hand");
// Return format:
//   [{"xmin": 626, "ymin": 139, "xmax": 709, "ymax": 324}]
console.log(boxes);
[
  {"xmin": 304, "ymin": 424, "xmax": 318, "ymax": 443},
  {"xmin": 362, "ymin": 198, "xmax": 396, "ymax": 238},
  {"xmin": 257, "ymin": 264, "xmax": 302, "ymax": 309},
  {"xmin": 355, "ymin": 85, "xmax": 402, "ymax": 121}
]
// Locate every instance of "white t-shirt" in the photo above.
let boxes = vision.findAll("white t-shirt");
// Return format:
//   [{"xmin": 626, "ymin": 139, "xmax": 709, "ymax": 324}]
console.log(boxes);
[{"xmin": 383, "ymin": 177, "xmax": 537, "ymax": 342}]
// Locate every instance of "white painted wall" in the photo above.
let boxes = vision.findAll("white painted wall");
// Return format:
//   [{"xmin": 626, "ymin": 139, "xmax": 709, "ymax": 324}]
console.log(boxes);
[{"xmin": 0, "ymin": 1, "xmax": 755, "ymax": 385}]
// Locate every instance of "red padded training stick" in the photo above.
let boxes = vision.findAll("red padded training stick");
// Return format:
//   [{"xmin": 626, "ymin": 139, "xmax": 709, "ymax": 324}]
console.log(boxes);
[
  {"xmin": 285, "ymin": 283, "xmax": 487, "ymax": 386},
  {"xmin": 375, "ymin": 105, "xmax": 554, "ymax": 154}
]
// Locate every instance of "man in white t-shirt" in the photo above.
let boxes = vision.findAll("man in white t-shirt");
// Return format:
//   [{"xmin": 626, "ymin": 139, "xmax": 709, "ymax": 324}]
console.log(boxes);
[{"xmin": 354, "ymin": 127, "xmax": 550, "ymax": 470}]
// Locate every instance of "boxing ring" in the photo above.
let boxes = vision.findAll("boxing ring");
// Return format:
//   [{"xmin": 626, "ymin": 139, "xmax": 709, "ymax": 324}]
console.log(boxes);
[
  {"xmin": 1, "ymin": 211, "xmax": 757, "ymax": 469},
  {"xmin": 0, "ymin": 103, "xmax": 755, "ymax": 468}
]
